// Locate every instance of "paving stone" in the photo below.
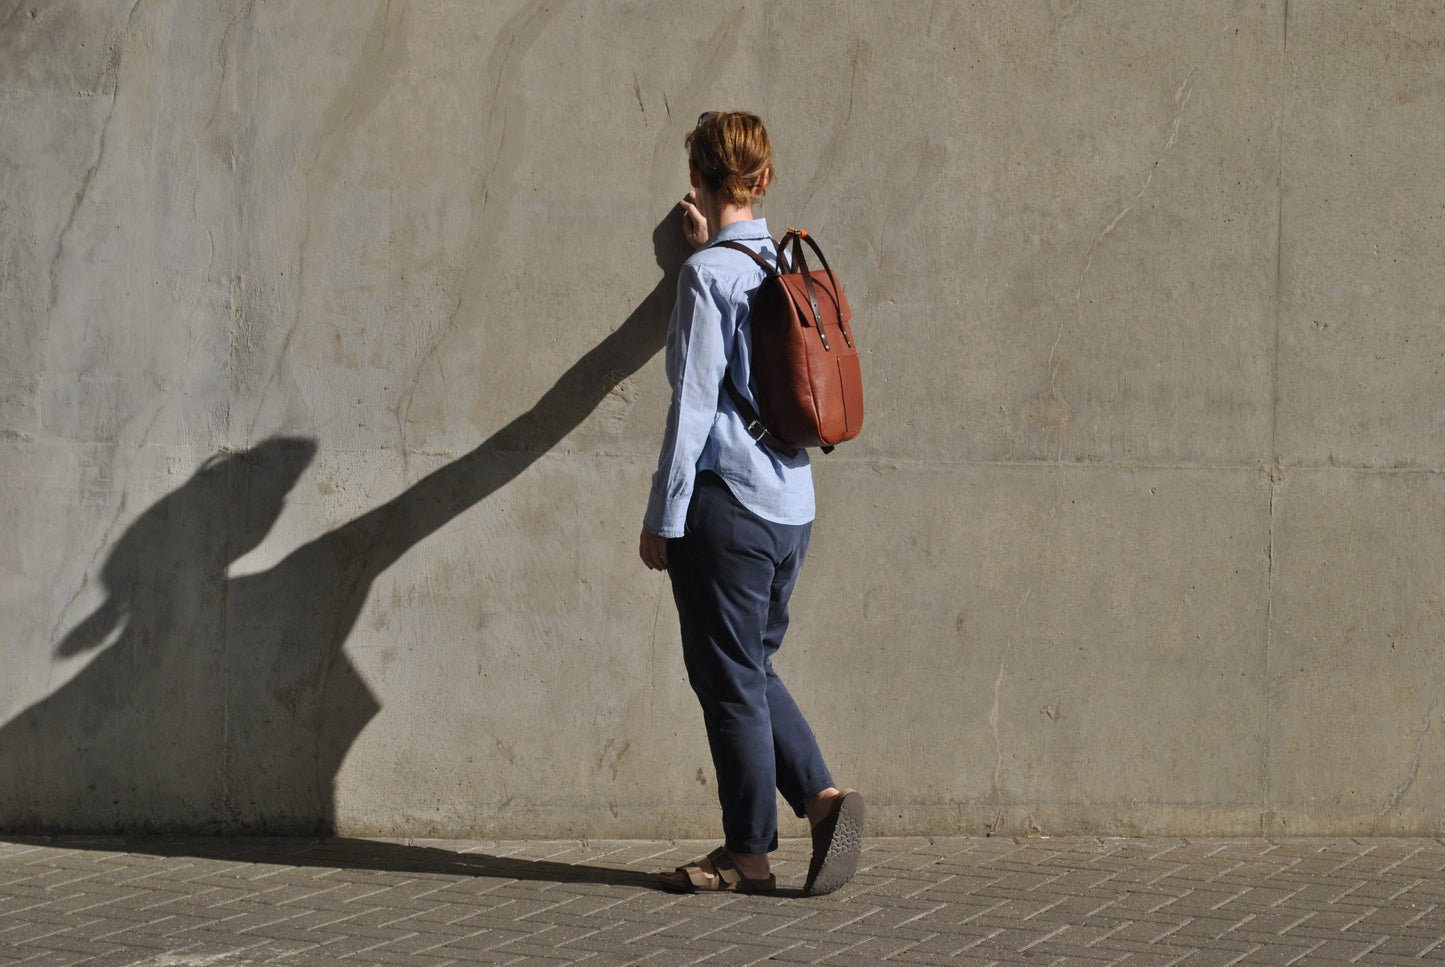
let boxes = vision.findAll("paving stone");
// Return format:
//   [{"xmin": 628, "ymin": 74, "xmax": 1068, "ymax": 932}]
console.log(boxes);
[
  {"xmin": 0, "ymin": 922, "xmax": 69, "ymax": 947},
  {"xmin": 1037, "ymin": 920, "xmax": 1136, "ymax": 950},
  {"xmin": 2, "ymin": 837, "xmax": 1445, "ymax": 966},
  {"xmin": 13, "ymin": 934, "xmax": 129, "ymax": 958},
  {"xmin": 330, "ymin": 950, "xmax": 461, "ymax": 967},
  {"xmin": 10, "ymin": 954, "xmax": 90, "ymax": 967}
]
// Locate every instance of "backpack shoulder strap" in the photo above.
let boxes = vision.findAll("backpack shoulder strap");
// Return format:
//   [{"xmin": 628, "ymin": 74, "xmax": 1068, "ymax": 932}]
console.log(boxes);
[
  {"xmin": 712, "ymin": 240, "xmax": 800, "ymax": 458},
  {"xmin": 722, "ymin": 378, "xmax": 799, "ymax": 459},
  {"xmin": 715, "ymin": 240, "xmax": 780, "ymax": 275}
]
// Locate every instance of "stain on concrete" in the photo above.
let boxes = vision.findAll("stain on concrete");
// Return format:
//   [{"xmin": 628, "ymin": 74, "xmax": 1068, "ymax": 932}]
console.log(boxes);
[
  {"xmin": 596, "ymin": 738, "xmax": 631, "ymax": 782},
  {"xmin": 1024, "ymin": 353, "xmax": 1071, "ymax": 457}
]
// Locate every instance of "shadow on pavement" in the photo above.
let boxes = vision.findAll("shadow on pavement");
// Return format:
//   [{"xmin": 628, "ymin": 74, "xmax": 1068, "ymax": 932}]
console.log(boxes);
[
  {"xmin": 5, "ymin": 835, "xmax": 662, "ymax": 889},
  {"xmin": 0, "ymin": 835, "xmax": 818, "ymax": 895}
]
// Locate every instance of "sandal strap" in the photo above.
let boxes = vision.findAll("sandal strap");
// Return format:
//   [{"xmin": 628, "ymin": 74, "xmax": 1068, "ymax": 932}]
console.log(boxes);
[
  {"xmin": 661, "ymin": 847, "xmax": 776, "ymax": 894},
  {"xmin": 706, "ymin": 847, "xmax": 742, "ymax": 887},
  {"xmin": 680, "ymin": 863, "xmax": 716, "ymax": 889},
  {"xmin": 671, "ymin": 848, "xmax": 736, "ymax": 890}
]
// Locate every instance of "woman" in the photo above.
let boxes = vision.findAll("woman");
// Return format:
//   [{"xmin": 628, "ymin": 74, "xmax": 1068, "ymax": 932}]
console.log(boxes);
[{"xmin": 639, "ymin": 111, "xmax": 864, "ymax": 895}]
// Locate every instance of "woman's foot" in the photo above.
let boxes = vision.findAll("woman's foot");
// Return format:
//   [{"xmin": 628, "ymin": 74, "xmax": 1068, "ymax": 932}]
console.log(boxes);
[
  {"xmin": 805, "ymin": 787, "xmax": 844, "ymax": 827},
  {"xmin": 727, "ymin": 849, "xmax": 771, "ymax": 881},
  {"xmin": 658, "ymin": 846, "xmax": 775, "ymax": 893},
  {"xmin": 803, "ymin": 788, "xmax": 865, "ymax": 896}
]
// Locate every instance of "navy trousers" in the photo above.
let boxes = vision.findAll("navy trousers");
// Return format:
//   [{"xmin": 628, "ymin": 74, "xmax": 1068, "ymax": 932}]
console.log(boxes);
[{"xmin": 667, "ymin": 471, "xmax": 834, "ymax": 854}]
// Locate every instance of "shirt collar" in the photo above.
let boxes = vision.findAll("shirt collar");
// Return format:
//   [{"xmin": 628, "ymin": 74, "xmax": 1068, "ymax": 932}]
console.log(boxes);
[{"xmin": 705, "ymin": 217, "xmax": 771, "ymax": 247}]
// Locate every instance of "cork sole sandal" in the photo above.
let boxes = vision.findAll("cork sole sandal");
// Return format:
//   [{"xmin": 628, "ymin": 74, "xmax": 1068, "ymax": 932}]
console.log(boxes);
[{"xmin": 658, "ymin": 846, "xmax": 777, "ymax": 894}]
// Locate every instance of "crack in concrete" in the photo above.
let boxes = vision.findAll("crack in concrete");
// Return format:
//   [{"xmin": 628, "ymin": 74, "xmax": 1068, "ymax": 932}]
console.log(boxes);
[
  {"xmin": 396, "ymin": 0, "xmax": 564, "ymax": 474},
  {"xmin": 1262, "ymin": 463, "xmax": 1282, "ymax": 813},
  {"xmin": 46, "ymin": 0, "xmax": 143, "ymax": 314},
  {"xmin": 1264, "ymin": 0, "xmax": 1291, "ymax": 819},
  {"xmin": 798, "ymin": 39, "xmax": 864, "ymax": 225},
  {"xmin": 205, "ymin": 0, "xmax": 257, "ymax": 135},
  {"xmin": 40, "ymin": 0, "xmax": 187, "ymax": 678},
  {"xmin": 247, "ymin": 0, "xmax": 409, "ymax": 445},
  {"xmin": 1374, "ymin": 684, "xmax": 1443, "ymax": 829},
  {"xmin": 989, "ymin": 587, "xmax": 1032, "ymax": 833},
  {"xmin": 1034, "ymin": 67, "xmax": 1197, "ymax": 489},
  {"xmin": 646, "ymin": 15, "xmax": 737, "ymax": 190},
  {"xmin": 1077, "ymin": 70, "xmax": 1194, "ymax": 292},
  {"xmin": 988, "ymin": 645, "xmax": 1009, "ymax": 833}
]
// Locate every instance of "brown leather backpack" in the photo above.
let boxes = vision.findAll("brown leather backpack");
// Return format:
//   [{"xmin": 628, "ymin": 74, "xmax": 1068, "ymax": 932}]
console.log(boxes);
[{"xmin": 719, "ymin": 229, "xmax": 864, "ymax": 455}]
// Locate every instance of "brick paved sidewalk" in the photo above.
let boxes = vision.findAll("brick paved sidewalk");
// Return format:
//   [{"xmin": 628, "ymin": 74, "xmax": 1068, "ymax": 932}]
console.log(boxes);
[{"xmin": 2, "ymin": 835, "xmax": 1443, "ymax": 966}]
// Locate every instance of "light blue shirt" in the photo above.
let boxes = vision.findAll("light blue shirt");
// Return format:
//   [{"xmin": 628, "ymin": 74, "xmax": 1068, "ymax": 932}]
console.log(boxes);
[{"xmin": 643, "ymin": 218, "xmax": 814, "ymax": 538}]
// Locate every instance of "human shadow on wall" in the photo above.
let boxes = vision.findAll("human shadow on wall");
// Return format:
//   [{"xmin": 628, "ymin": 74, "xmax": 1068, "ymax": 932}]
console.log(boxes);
[{"xmin": 0, "ymin": 208, "xmax": 689, "ymax": 835}]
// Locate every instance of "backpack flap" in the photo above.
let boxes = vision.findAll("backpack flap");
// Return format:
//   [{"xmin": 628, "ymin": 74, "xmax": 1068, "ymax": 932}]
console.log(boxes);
[
  {"xmin": 718, "ymin": 232, "xmax": 864, "ymax": 450},
  {"xmin": 765, "ymin": 230, "xmax": 863, "ymax": 448}
]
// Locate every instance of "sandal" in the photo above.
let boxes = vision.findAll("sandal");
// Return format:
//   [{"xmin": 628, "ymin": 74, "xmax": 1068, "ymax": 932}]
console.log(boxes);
[
  {"xmin": 803, "ymin": 788, "xmax": 864, "ymax": 896},
  {"xmin": 658, "ymin": 846, "xmax": 777, "ymax": 894}
]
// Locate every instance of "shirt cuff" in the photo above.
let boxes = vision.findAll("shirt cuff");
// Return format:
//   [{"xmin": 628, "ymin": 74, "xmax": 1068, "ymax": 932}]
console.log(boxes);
[{"xmin": 643, "ymin": 489, "xmax": 691, "ymax": 539}]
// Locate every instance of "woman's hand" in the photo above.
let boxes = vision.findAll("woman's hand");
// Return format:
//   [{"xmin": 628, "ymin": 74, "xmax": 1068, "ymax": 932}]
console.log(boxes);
[
  {"xmin": 681, "ymin": 191, "xmax": 709, "ymax": 249},
  {"xmin": 639, "ymin": 526, "xmax": 669, "ymax": 571}
]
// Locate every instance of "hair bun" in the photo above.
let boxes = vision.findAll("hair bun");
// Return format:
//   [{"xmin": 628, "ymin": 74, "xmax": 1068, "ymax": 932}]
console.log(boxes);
[{"xmin": 685, "ymin": 113, "xmax": 774, "ymax": 209}]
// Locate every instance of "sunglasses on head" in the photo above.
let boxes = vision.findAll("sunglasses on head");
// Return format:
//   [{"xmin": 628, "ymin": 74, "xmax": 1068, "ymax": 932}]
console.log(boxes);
[{"xmin": 697, "ymin": 111, "xmax": 721, "ymax": 124}]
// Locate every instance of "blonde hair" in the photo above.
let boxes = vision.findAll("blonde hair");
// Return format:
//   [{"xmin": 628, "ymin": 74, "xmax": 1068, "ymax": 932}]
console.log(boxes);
[{"xmin": 686, "ymin": 112, "xmax": 774, "ymax": 208}]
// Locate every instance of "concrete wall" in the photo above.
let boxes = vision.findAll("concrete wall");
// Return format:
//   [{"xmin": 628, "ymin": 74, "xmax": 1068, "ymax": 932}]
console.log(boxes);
[{"xmin": 2, "ymin": 0, "xmax": 1442, "ymax": 838}]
